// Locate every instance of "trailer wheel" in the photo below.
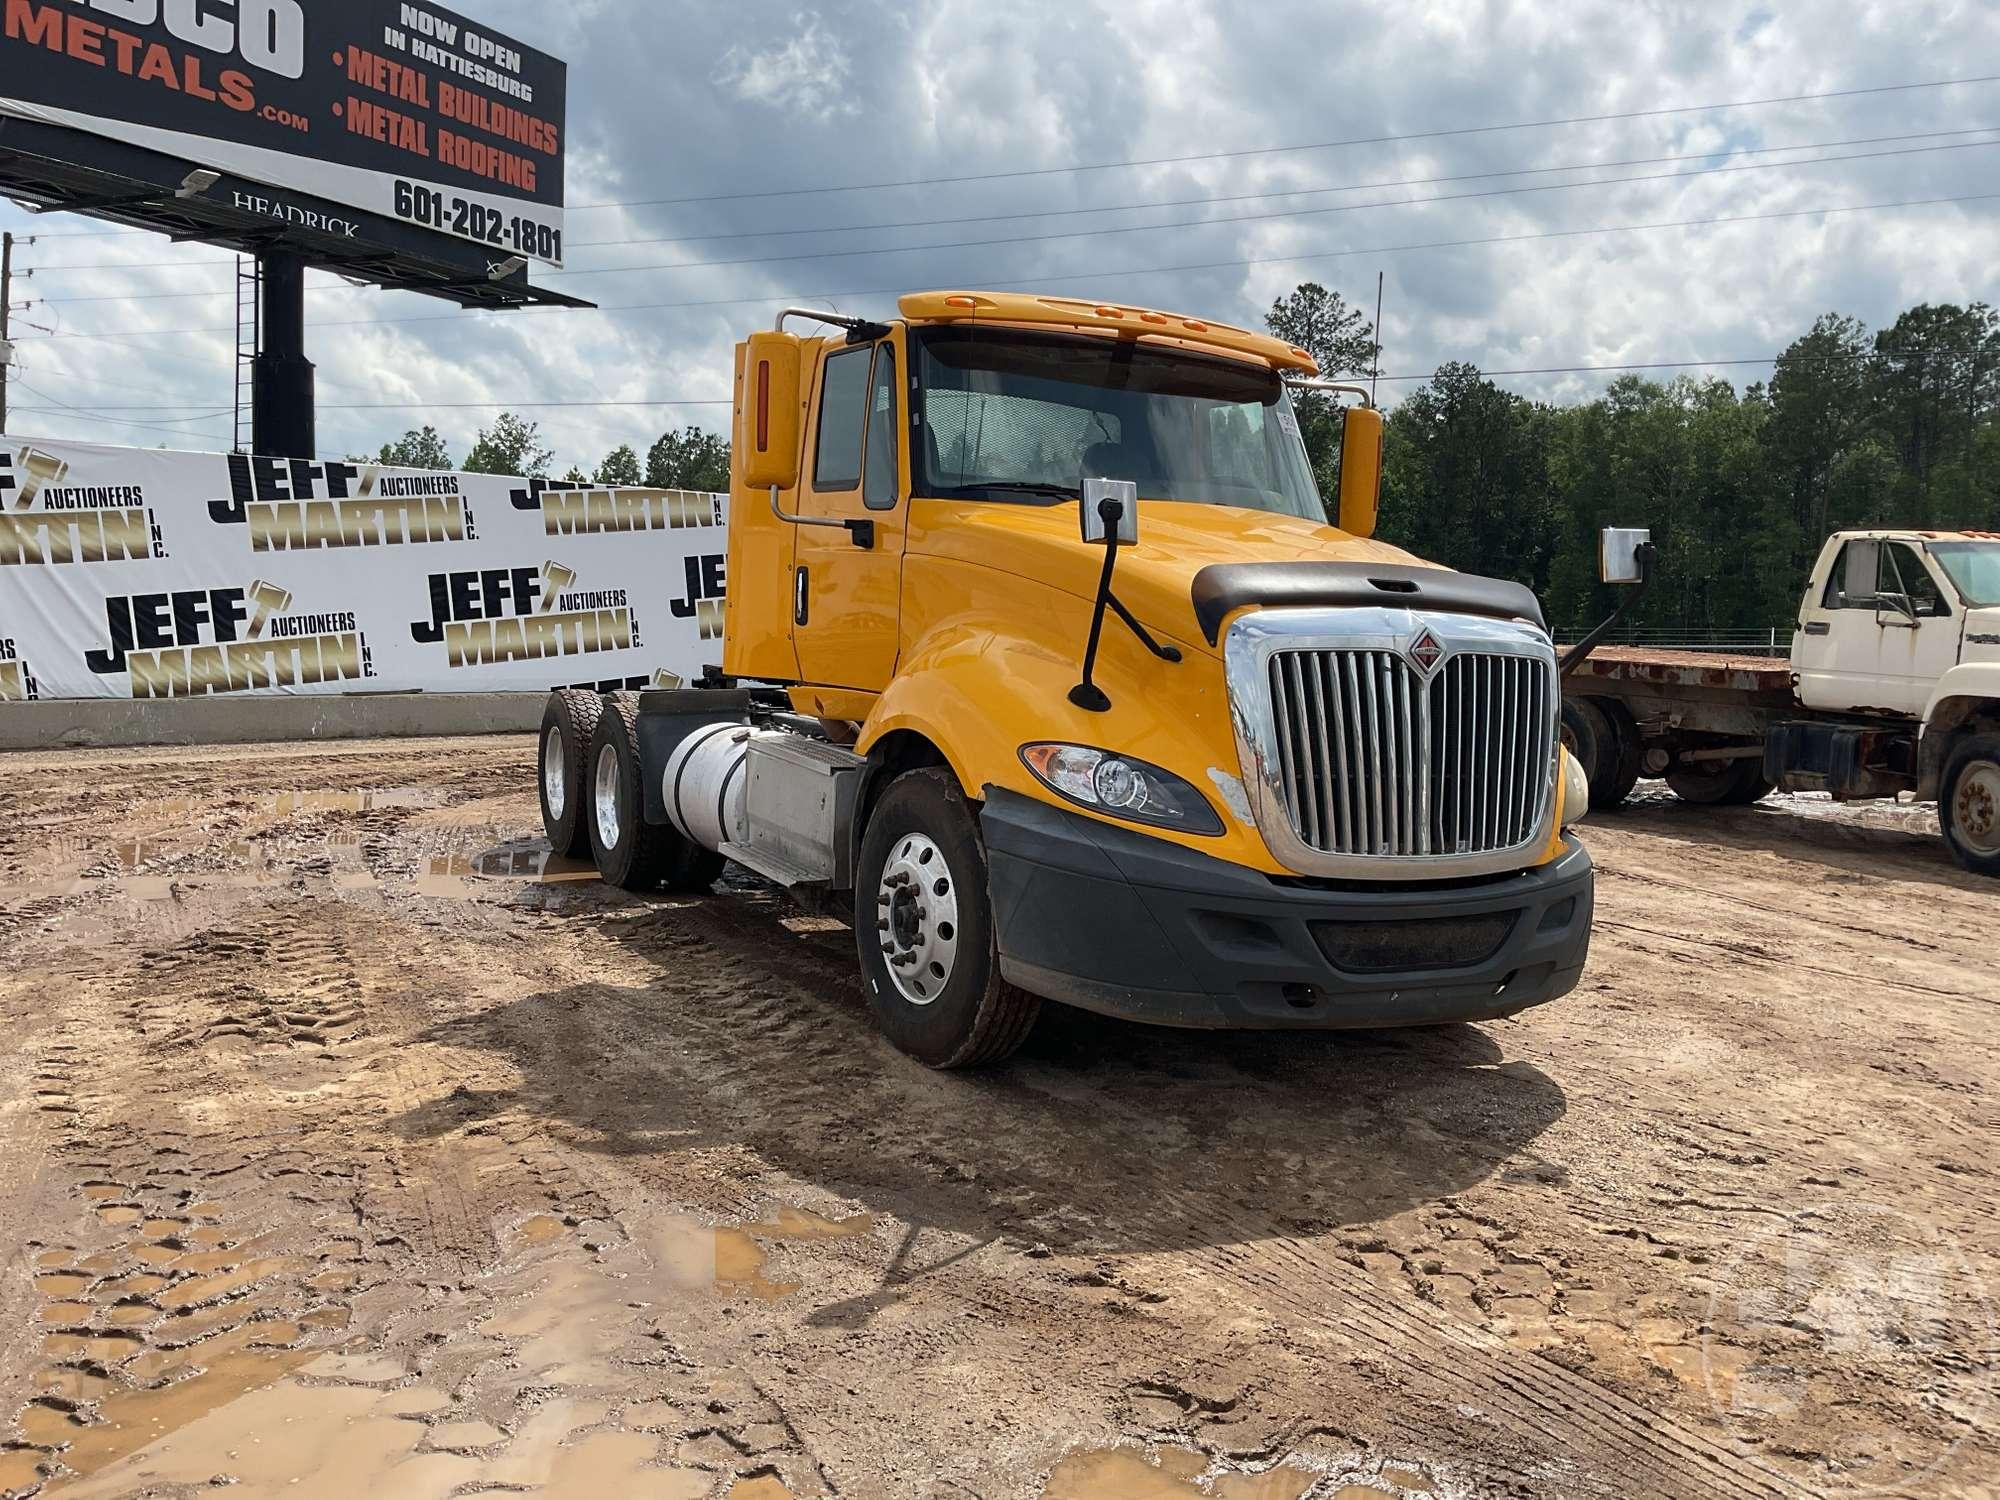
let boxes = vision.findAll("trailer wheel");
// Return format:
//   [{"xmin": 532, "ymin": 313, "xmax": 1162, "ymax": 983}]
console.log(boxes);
[
  {"xmin": 1561, "ymin": 697, "xmax": 1642, "ymax": 810},
  {"xmin": 854, "ymin": 769, "xmax": 1041, "ymax": 1070},
  {"xmin": 539, "ymin": 690, "xmax": 602, "ymax": 859},
  {"xmin": 587, "ymin": 695, "xmax": 724, "ymax": 893},
  {"xmin": 1940, "ymin": 733, "xmax": 2000, "ymax": 876},
  {"xmin": 1666, "ymin": 758, "xmax": 1774, "ymax": 807}
]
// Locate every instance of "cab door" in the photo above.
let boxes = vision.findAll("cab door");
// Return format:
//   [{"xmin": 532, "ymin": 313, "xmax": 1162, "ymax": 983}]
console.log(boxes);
[
  {"xmin": 791, "ymin": 332, "xmax": 907, "ymax": 691},
  {"xmin": 1796, "ymin": 538, "xmax": 1956, "ymax": 715}
]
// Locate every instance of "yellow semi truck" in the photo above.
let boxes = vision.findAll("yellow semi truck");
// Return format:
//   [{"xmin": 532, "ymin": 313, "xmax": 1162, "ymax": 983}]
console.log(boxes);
[{"xmin": 538, "ymin": 291, "xmax": 1597, "ymax": 1068}]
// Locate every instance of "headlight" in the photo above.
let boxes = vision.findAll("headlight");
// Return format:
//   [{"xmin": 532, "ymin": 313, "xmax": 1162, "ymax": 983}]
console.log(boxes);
[
  {"xmin": 1560, "ymin": 746, "xmax": 1591, "ymax": 828},
  {"xmin": 1020, "ymin": 744, "xmax": 1223, "ymax": 835}
]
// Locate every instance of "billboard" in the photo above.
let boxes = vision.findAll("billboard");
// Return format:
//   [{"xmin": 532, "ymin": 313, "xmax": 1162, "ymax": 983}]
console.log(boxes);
[
  {"xmin": 0, "ymin": 435, "xmax": 731, "ymax": 702},
  {"xmin": 0, "ymin": 0, "xmax": 566, "ymax": 266}
]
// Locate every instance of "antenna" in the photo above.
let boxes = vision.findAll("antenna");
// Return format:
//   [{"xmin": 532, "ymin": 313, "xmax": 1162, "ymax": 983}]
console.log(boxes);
[{"xmin": 1371, "ymin": 270, "xmax": 1385, "ymax": 405}]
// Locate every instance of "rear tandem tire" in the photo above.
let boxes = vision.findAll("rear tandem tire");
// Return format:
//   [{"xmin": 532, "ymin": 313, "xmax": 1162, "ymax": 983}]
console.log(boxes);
[
  {"xmin": 586, "ymin": 695, "xmax": 726, "ymax": 893},
  {"xmin": 539, "ymin": 689, "xmax": 602, "ymax": 859},
  {"xmin": 1665, "ymin": 757, "xmax": 1774, "ymax": 807},
  {"xmin": 1940, "ymin": 732, "xmax": 2000, "ymax": 877},
  {"xmin": 854, "ymin": 769, "xmax": 1041, "ymax": 1070}
]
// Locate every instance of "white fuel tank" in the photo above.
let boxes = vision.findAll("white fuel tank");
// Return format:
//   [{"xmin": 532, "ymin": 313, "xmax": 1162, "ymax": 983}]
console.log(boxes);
[{"xmin": 663, "ymin": 723, "xmax": 752, "ymax": 853}]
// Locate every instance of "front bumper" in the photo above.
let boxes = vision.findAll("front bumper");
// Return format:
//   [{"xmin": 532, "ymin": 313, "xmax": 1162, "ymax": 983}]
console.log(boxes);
[{"xmin": 981, "ymin": 789, "xmax": 1593, "ymax": 1030}]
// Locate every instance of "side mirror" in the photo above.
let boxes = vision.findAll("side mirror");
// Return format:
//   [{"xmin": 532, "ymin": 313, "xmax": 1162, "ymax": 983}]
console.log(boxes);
[
  {"xmin": 1600, "ymin": 527, "xmax": 1654, "ymax": 585},
  {"xmin": 1876, "ymin": 590, "xmax": 1918, "ymax": 623},
  {"xmin": 740, "ymin": 331, "xmax": 803, "ymax": 491},
  {"xmin": 1337, "ymin": 406, "xmax": 1384, "ymax": 539},
  {"xmin": 1080, "ymin": 477, "xmax": 1138, "ymax": 544}
]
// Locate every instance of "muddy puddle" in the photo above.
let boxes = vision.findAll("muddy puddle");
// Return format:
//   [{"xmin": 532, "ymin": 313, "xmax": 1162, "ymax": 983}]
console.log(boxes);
[
  {"xmin": 414, "ymin": 843, "xmax": 600, "ymax": 899},
  {"xmin": 653, "ymin": 1206, "xmax": 873, "ymax": 1302}
]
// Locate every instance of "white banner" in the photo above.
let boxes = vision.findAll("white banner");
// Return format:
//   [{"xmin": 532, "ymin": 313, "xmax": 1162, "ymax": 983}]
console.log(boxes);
[{"xmin": 0, "ymin": 435, "xmax": 730, "ymax": 703}]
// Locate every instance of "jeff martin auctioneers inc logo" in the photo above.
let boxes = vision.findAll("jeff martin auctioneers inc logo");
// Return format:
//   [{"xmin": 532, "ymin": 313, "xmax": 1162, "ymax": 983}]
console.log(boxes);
[
  {"xmin": 0, "ymin": 445, "xmax": 166, "ymax": 567},
  {"xmin": 410, "ymin": 561, "xmax": 642, "ymax": 668},
  {"xmin": 209, "ymin": 454, "xmax": 477, "ymax": 553},
  {"xmin": 84, "ymin": 582, "xmax": 374, "ymax": 700},
  {"xmin": 1702, "ymin": 1199, "xmax": 1993, "ymax": 1492}
]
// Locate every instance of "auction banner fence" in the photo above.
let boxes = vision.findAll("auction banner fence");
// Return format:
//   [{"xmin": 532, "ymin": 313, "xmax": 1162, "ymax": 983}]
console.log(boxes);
[{"xmin": 0, "ymin": 435, "xmax": 730, "ymax": 704}]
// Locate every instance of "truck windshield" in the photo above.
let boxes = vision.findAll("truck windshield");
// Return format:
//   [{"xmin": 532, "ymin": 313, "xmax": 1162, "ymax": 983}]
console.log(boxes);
[
  {"xmin": 1932, "ymin": 542, "xmax": 2000, "ymax": 607},
  {"xmin": 913, "ymin": 326, "xmax": 1327, "ymax": 521}
]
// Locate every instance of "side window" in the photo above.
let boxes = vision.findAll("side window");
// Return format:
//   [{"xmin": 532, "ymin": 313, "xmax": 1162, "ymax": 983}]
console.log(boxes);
[
  {"xmin": 812, "ymin": 347, "xmax": 871, "ymax": 491},
  {"xmin": 1883, "ymin": 543, "xmax": 1949, "ymax": 618},
  {"xmin": 863, "ymin": 345, "xmax": 899, "ymax": 511},
  {"xmin": 1823, "ymin": 540, "xmax": 1881, "ymax": 609}
]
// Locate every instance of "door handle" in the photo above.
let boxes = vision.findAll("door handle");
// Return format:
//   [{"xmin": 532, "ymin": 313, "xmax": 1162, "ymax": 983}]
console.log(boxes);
[
  {"xmin": 1803, "ymin": 621, "xmax": 1830, "ymax": 636},
  {"xmin": 794, "ymin": 566, "xmax": 809, "ymax": 627}
]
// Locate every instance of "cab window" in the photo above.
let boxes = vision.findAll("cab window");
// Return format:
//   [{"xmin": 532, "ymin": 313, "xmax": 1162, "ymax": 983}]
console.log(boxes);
[
  {"xmin": 863, "ymin": 345, "xmax": 899, "ymax": 510},
  {"xmin": 1823, "ymin": 539, "xmax": 1880, "ymax": 608},
  {"xmin": 1883, "ymin": 542, "xmax": 1949, "ymax": 617},
  {"xmin": 812, "ymin": 346, "xmax": 872, "ymax": 491},
  {"xmin": 1822, "ymin": 539, "xmax": 1950, "ymax": 616}
]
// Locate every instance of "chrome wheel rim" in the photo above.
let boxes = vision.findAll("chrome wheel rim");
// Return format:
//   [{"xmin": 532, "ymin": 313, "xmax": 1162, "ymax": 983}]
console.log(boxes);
[
  {"xmin": 594, "ymin": 743, "xmax": 622, "ymax": 852},
  {"xmin": 875, "ymin": 834, "xmax": 961, "ymax": 1007},
  {"xmin": 543, "ymin": 726, "xmax": 567, "ymax": 819},
  {"xmin": 1954, "ymin": 760, "xmax": 2000, "ymax": 856}
]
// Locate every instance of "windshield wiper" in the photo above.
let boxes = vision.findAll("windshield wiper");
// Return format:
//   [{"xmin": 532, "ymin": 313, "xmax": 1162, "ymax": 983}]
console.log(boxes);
[{"xmin": 931, "ymin": 481, "xmax": 1081, "ymax": 502}]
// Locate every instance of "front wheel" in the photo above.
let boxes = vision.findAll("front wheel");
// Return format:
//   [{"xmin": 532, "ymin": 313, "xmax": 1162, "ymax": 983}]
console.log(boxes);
[
  {"xmin": 854, "ymin": 769, "xmax": 1040, "ymax": 1069},
  {"xmin": 1941, "ymin": 733, "xmax": 2000, "ymax": 876}
]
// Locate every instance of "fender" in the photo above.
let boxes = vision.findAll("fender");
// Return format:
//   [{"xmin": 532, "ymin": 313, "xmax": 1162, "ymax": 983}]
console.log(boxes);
[
  {"xmin": 1917, "ymin": 661, "xmax": 2000, "ymax": 796},
  {"xmin": 856, "ymin": 556, "xmax": 1273, "ymax": 870}
]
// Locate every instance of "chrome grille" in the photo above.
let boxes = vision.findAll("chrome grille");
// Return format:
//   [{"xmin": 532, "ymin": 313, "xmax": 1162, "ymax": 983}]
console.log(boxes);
[{"xmin": 1266, "ymin": 647, "xmax": 1554, "ymax": 859}]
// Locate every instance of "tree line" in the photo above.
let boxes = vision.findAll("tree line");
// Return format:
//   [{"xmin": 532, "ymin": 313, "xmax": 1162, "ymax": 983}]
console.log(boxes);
[
  {"xmin": 1268, "ymin": 284, "xmax": 2000, "ymax": 633},
  {"xmin": 370, "ymin": 416, "xmax": 729, "ymax": 494},
  {"xmin": 368, "ymin": 287, "xmax": 1997, "ymax": 632}
]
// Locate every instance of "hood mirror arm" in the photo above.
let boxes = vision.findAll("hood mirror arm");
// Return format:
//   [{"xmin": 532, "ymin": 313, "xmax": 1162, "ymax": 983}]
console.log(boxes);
[{"xmin": 1070, "ymin": 491, "xmax": 1181, "ymax": 714}]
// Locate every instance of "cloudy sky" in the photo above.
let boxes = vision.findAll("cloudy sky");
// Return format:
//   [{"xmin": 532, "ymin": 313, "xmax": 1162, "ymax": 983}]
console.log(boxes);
[{"xmin": 4, "ymin": 0, "xmax": 1996, "ymax": 471}]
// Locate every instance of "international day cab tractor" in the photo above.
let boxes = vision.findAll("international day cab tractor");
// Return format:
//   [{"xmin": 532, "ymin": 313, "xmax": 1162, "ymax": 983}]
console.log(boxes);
[{"xmin": 538, "ymin": 293, "xmax": 1600, "ymax": 1068}]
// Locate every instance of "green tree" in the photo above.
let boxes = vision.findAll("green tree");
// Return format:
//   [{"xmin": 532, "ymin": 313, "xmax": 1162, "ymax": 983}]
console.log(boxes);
[
  {"xmin": 595, "ymin": 443, "xmax": 643, "ymax": 486},
  {"xmin": 462, "ymin": 412, "xmax": 553, "ymax": 478},
  {"xmin": 647, "ymin": 425, "xmax": 731, "ymax": 491},
  {"xmin": 374, "ymin": 425, "xmax": 453, "ymax": 470},
  {"xmin": 1380, "ymin": 362, "xmax": 1557, "ymax": 596},
  {"xmin": 1264, "ymin": 283, "xmax": 1376, "ymax": 504}
]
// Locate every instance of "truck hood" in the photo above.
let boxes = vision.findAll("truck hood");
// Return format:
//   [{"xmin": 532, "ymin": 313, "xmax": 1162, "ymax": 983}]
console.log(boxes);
[{"xmin": 908, "ymin": 499, "xmax": 1431, "ymax": 653}]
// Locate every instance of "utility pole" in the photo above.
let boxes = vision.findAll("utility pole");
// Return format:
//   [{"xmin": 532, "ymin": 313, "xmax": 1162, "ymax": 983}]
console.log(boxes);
[{"xmin": 1, "ymin": 231, "xmax": 13, "ymax": 434}]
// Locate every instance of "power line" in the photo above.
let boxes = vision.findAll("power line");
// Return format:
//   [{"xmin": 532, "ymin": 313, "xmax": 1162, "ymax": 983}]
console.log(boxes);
[
  {"xmin": 559, "ymin": 126, "xmax": 2000, "ymax": 251},
  {"xmin": 21, "ymin": 189, "xmax": 1996, "ymax": 343},
  {"xmin": 38, "ymin": 349, "xmax": 2000, "ymax": 412},
  {"xmin": 536, "ymin": 139, "xmax": 2000, "ymax": 281},
  {"xmin": 564, "ymin": 74, "xmax": 2000, "ymax": 209},
  {"xmin": 24, "ymin": 128, "xmax": 2000, "ymax": 288},
  {"xmin": 22, "ymin": 123, "xmax": 1996, "ymax": 278}
]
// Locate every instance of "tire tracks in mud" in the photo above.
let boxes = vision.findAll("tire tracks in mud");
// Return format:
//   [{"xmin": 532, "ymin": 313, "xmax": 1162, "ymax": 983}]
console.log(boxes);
[{"xmin": 506, "ymin": 891, "xmax": 1812, "ymax": 1499}]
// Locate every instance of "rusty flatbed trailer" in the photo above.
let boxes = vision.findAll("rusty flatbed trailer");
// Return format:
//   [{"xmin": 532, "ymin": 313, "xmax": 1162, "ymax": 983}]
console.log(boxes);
[
  {"xmin": 1567, "ymin": 647, "xmax": 1796, "ymax": 739},
  {"xmin": 1561, "ymin": 647, "xmax": 1805, "ymax": 811}
]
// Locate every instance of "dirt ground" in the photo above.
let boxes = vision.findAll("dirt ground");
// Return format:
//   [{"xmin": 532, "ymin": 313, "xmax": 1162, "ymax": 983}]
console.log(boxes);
[{"xmin": 0, "ymin": 735, "xmax": 1993, "ymax": 1500}]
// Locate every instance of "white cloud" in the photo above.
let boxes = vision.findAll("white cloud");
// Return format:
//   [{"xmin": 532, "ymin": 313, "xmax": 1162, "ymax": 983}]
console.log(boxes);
[
  {"xmin": 4, "ymin": 0, "xmax": 1996, "ymax": 470},
  {"xmin": 715, "ymin": 10, "xmax": 857, "ymax": 122}
]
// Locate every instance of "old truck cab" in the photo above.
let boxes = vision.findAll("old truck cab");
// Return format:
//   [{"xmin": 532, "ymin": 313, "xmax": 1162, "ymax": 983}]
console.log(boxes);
[{"xmin": 540, "ymin": 291, "xmax": 1596, "ymax": 1068}]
